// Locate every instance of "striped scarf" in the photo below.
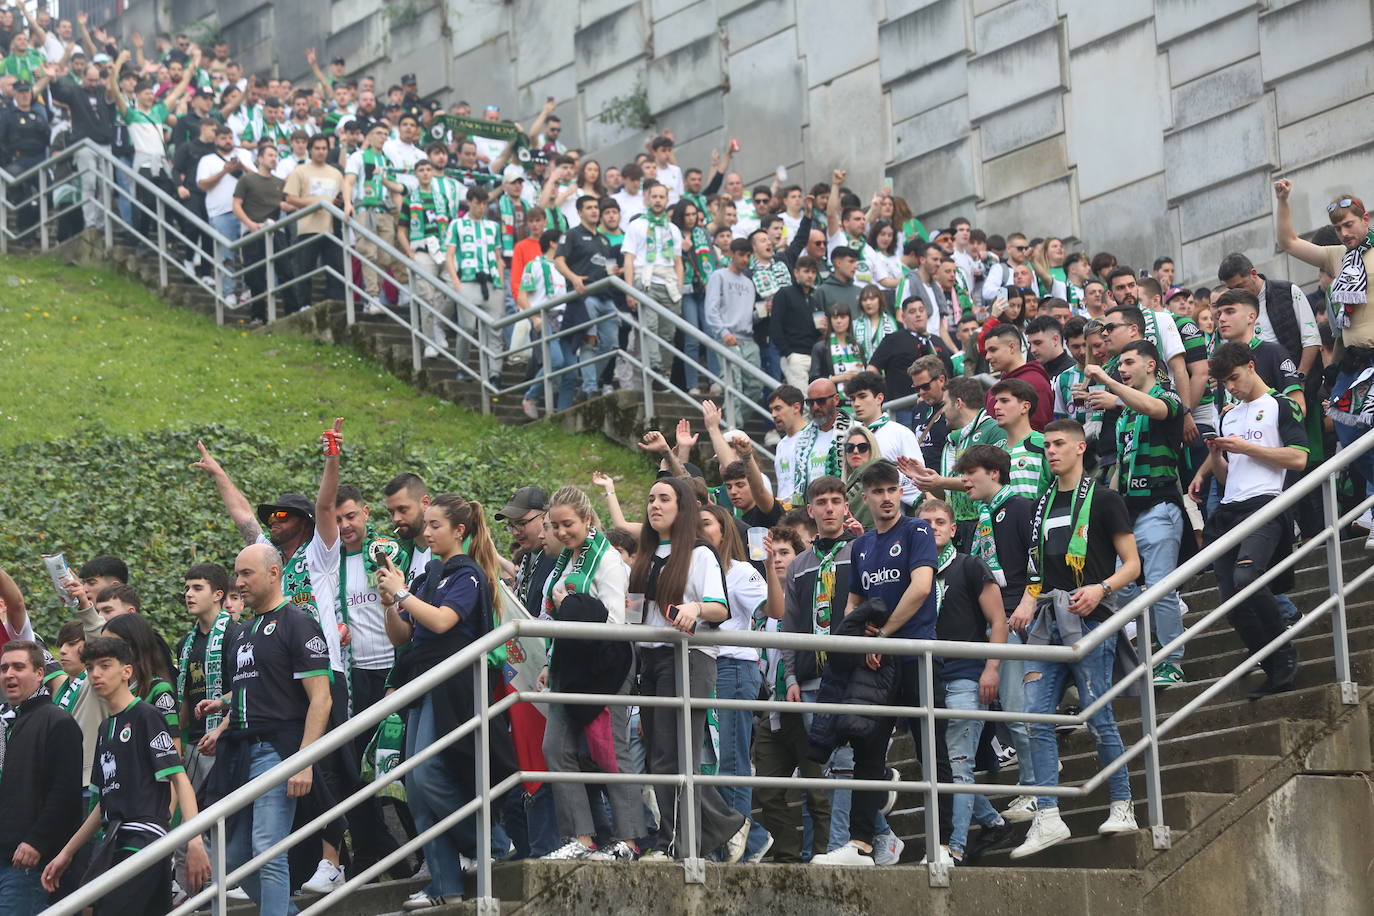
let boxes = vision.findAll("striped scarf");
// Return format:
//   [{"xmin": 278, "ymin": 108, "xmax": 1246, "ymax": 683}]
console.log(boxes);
[
  {"xmin": 1330, "ymin": 228, "xmax": 1374, "ymax": 329},
  {"xmin": 687, "ymin": 224, "xmax": 717, "ymax": 286},
  {"xmin": 973, "ymin": 485, "xmax": 1014, "ymax": 587},
  {"xmin": 177, "ymin": 612, "xmax": 231, "ymax": 732},
  {"xmin": 543, "ymin": 528, "xmax": 613, "ymax": 616}
]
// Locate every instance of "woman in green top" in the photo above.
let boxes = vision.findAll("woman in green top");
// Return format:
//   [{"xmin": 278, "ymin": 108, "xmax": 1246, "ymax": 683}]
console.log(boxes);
[
  {"xmin": 105, "ymin": 612, "xmax": 182, "ymax": 754},
  {"xmin": 841, "ymin": 426, "xmax": 886, "ymax": 529},
  {"xmin": 891, "ymin": 196, "xmax": 928, "ymax": 247}
]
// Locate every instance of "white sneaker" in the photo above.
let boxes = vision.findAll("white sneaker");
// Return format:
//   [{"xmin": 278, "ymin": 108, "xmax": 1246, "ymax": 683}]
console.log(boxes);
[
  {"xmin": 1009, "ymin": 807, "xmax": 1071, "ymax": 859},
  {"xmin": 917, "ymin": 844, "xmax": 955, "ymax": 867},
  {"xmin": 522, "ymin": 398, "xmax": 541, "ymax": 420},
  {"xmin": 460, "ymin": 854, "xmax": 476, "ymax": 874},
  {"xmin": 1002, "ymin": 794, "xmax": 1038, "ymax": 823},
  {"xmin": 237, "ymin": 290, "xmax": 254, "ymax": 306},
  {"xmin": 639, "ymin": 849, "xmax": 672, "ymax": 862},
  {"xmin": 364, "ymin": 302, "xmax": 385, "ymax": 316},
  {"xmin": 744, "ymin": 831, "xmax": 774, "ymax": 864},
  {"xmin": 403, "ymin": 891, "xmax": 458, "ymax": 911},
  {"xmin": 1365, "ymin": 527, "xmax": 1374, "ymax": 553},
  {"xmin": 1098, "ymin": 799, "xmax": 1138, "ymax": 835},
  {"xmin": 811, "ymin": 841, "xmax": 875, "ymax": 866},
  {"xmin": 872, "ymin": 832, "xmax": 905, "ymax": 866},
  {"xmin": 543, "ymin": 839, "xmax": 596, "ymax": 860},
  {"xmin": 1354, "ymin": 508, "xmax": 1373, "ymax": 531},
  {"xmin": 588, "ymin": 840, "xmax": 638, "ymax": 861},
  {"xmin": 226, "ymin": 887, "xmax": 250, "ymax": 900},
  {"xmin": 300, "ymin": 858, "xmax": 345, "ymax": 894},
  {"xmin": 723, "ymin": 817, "xmax": 752, "ymax": 863},
  {"xmin": 423, "ymin": 345, "xmax": 439, "ymax": 359}
]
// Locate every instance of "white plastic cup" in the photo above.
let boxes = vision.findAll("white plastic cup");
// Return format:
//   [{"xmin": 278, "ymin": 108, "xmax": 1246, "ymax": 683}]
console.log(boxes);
[{"xmin": 747, "ymin": 527, "xmax": 768, "ymax": 561}]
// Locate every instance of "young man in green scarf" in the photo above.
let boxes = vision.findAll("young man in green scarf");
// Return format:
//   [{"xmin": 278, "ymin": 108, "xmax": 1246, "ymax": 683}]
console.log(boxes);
[
  {"xmin": 906, "ymin": 376, "xmax": 1005, "ymax": 550},
  {"xmin": 989, "ymin": 377, "xmax": 1052, "ymax": 502},
  {"xmin": 1008, "ymin": 420, "xmax": 1140, "ymax": 860},
  {"xmin": 1083, "ymin": 340, "xmax": 1187, "ymax": 687},
  {"xmin": 953, "ymin": 443, "xmax": 1039, "ymax": 822},
  {"xmin": 445, "ymin": 185, "xmax": 507, "ymax": 384}
]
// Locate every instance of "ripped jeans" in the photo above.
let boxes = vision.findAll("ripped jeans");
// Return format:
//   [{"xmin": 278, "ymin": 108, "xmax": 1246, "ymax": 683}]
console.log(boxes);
[
  {"xmin": 1023, "ymin": 616, "xmax": 1131, "ymax": 811},
  {"xmin": 943, "ymin": 678, "xmax": 1002, "ymax": 856}
]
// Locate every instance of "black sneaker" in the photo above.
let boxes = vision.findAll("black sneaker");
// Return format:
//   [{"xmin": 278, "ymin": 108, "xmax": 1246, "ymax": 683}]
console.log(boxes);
[{"xmin": 965, "ymin": 822, "xmax": 1015, "ymax": 863}]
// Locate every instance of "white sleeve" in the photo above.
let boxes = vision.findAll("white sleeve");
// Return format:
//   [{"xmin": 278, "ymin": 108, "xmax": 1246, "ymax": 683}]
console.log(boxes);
[
  {"xmin": 1291, "ymin": 284, "xmax": 1321, "ymax": 350},
  {"xmin": 1157, "ymin": 314, "xmax": 1185, "ymax": 362},
  {"xmin": 305, "ymin": 531, "xmax": 343, "ymax": 669},
  {"xmin": 727, "ymin": 564, "xmax": 768, "ymax": 627},
  {"xmin": 688, "ymin": 545, "xmax": 728, "ymax": 608},
  {"xmin": 597, "ymin": 558, "xmax": 630, "ymax": 626}
]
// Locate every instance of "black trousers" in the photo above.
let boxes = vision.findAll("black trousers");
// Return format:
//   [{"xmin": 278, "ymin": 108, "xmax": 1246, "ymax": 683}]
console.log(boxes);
[
  {"xmin": 292, "ymin": 225, "xmax": 345, "ymax": 307},
  {"xmin": 1211, "ymin": 504, "xmax": 1288, "ymax": 670},
  {"xmin": 94, "ymin": 845, "xmax": 169, "ymax": 916},
  {"xmin": 849, "ymin": 658, "xmax": 952, "ymax": 856}
]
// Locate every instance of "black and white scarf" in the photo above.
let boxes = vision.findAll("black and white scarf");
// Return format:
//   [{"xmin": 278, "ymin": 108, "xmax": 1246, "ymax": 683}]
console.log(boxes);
[{"xmin": 1330, "ymin": 228, "xmax": 1374, "ymax": 330}]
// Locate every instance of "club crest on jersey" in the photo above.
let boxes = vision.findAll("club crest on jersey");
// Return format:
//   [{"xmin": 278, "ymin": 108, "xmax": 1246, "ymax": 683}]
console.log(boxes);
[
  {"xmin": 306, "ymin": 636, "xmax": 328, "ymax": 655},
  {"xmin": 264, "ymin": 621, "xmax": 277, "ymax": 635},
  {"xmin": 889, "ymin": 543, "xmax": 902, "ymax": 557},
  {"xmin": 150, "ymin": 732, "xmax": 175, "ymax": 753},
  {"xmin": 119, "ymin": 725, "xmax": 132, "ymax": 742},
  {"xmin": 1256, "ymin": 410, "xmax": 1265, "ymax": 422},
  {"xmin": 996, "ymin": 510, "xmax": 1007, "ymax": 523}
]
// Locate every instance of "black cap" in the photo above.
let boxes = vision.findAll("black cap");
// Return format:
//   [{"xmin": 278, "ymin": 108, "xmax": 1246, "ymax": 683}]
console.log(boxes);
[
  {"xmin": 256, "ymin": 493, "xmax": 315, "ymax": 525},
  {"xmin": 12, "ymin": 80, "xmax": 31, "ymax": 92},
  {"xmin": 400, "ymin": 72, "xmax": 417, "ymax": 85},
  {"xmin": 195, "ymin": 85, "xmax": 216, "ymax": 98},
  {"xmin": 494, "ymin": 486, "xmax": 548, "ymax": 521}
]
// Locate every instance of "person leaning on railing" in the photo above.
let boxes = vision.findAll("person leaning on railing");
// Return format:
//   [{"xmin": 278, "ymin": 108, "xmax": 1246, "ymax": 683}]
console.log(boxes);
[
  {"xmin": 628, "ymin": 476, "xmax": 753, "ymax": 863},
  {"xmin": 377, "ymin": 494, "xmax": 515, "ymax": 911},
  {"xmin": 533, "ymin": 486, "xmax": 644, "ymax": 862}
]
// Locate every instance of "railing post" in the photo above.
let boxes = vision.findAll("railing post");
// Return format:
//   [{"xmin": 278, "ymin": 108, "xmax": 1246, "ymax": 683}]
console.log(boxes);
[
  {"xmin": 540, "ymin": 324, "xmax": 554, "ymax": 418},
  {"xmin": 1135, "ymin": 603, "xmax": 1170, "ymax": 849},
  {"xmin": 1324, "ymin": 475, "xmax": 1358, "ymax": 704},
  {"xmin": 474, "ymin": 658, "xmax": 498, "ymax": 914},
  {"xmin": 102, "ymin": 154, "xmax": 113, "ymax": 250},
  {"xmin": 919, "ymin": 651, "xmax": 948, "ymax": 887},
  {"xmin": 478, "ymin": 331, "xmax": 492, "ymax": 416},
  {"xmin": 156, "ymin": 196, "xmax": 168, "ymax": 287},
  {"xmin": 677, "ymin": 638, "xmax": 704, "ymax": 884},
  {"xmin": 38, "ymin": 164, "xmax": 49, "ymax": 250},
  {"xmin": 408, "ymin": 280, "xmax": 423, "ymax": 373},
  {"xmin": 342, "ymin": 232, "xmax": 355, "ymax": 326},
  {"xmin": 639, "ymin": 311, "xmax": 656, "ymax": 421},
  {"xmin": 212, "ymin": 817, "xmax": 227, "ymax": 916},
  {"xmin": 1, "ymin": 185, "xmax": 9, "ymax": 253},
  {"xmin": 265, "ymin": 228, "xmax": 277, "ymax": 323}
]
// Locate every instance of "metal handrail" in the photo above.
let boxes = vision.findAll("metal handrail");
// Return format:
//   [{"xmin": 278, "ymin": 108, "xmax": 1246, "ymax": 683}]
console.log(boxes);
[{"xmin": 42, "ymin": 420, "xmax": 1374, "ymax": 912}]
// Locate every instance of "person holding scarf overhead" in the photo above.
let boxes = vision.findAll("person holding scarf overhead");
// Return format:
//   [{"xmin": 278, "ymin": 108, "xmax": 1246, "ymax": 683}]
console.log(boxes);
[
  {"xmin": 535, "ymin": 486, "xmax": 644, "ymax": 862},
  {"xmin": 630, "ymin": 477, "xmax": 752, "ymax": 863},
  {"xmin": 1008, "ymin": 420, "xmax": 1141, "ymax": 860},
  {"xmin": 378, "ymin": 494, "xmax": 515, "ymax": 911}
]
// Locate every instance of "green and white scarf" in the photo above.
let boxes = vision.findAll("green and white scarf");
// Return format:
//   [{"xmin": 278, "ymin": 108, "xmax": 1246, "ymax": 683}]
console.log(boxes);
[
  {"xmin": 542, "ymin": 528, "xmax": 613, "ymax": 617},
  {"xmin": 360, "ymin": 712, "xmax": 408, "ymax": 802},
  {"xmin": 52, "ymin": 672, "xmax": 85, "ymax": 713},
  {"xmin": 934, "ymin": 541, "xmax": 957, "ymax": 618},
  {"xmin": 796, "ymin": 415, "xmax": 847, "ymax": 485},
  {"xmin": 356, "ymin": 147, "xmax": 391, "ymax": 206},
  {"xmin": 1331, "ymin": 227, "xmax": 1374, "ymax": 329},
  {"xmin": 642, "ymin": 211, "xmax": 675, "ymax": 264},
  {"xmin": 178, "ymin": 612, "xmax": 232, "ymax": 732},
  {"xmin": 496, "ymin": 193, "xmax": 519, "ymax": 255},
  {"xmin": 336, "ymin": 527, "xmax": 409, "ymax": 716},
  {"xmin": 1029, "ymin": 474, "xmax": 1095, "ymax": 595},
  {"xmin": 973, "ymin": 485, "xmax": 1015, "ymax": 586},
  {"xmin": 406, "ymin": 181, "xmax": 453, "ymax": 242},
  {"xmin": 809, "ymin": 538, "xmax": 846, "ymax": 674},
  {"xmin": 830, "ymin": 335, "xmax": 864, "ymax": 375},
  {"xmin": 853, "ymin": 310, "xmax": 897, "ymax": 359},
  {"xmin": 687, "ymin": 224, "xmax": 717, "ymax": 287},
  {"xmin": 282, "ymin": 543, "xmax": 319, "ymax": 622},
  {"xmin": 447, "ymin": 217, "xmax": 503, "ymax": 283}
]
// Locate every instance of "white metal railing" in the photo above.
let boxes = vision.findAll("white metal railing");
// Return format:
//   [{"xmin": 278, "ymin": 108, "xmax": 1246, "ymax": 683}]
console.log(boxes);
[
  {"xmin": 39, "ymin": 424, "xmax": 1374, "ymax": 914},
  {"xmin": 0, "ymin": 140, "xmax": 782, "ymax": 444}
]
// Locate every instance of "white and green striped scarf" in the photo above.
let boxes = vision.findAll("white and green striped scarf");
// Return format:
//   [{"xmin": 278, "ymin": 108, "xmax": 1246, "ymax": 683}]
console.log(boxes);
[{"xmin": 177, "ymin": 612, "xmax": 232, "ymax": 732}]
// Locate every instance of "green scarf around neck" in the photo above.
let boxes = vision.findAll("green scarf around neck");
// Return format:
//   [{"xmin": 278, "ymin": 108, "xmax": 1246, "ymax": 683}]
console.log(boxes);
[
  {"xmin": 177, "ymin": 611, "xmax": 232, "ymax": 731},
  {"xmin": 1030, "ymin": 474, "xmax": 1095, "ymax": 594},
  {"xmin": 973, "ymin": 485, "xmax": 1015, "ymax": 585},
  {"xmin": 934, "ymin": 541, "xmax": 957, "ymax": 618},
  {"xmin": 543, "ymin": 528, "xmax": 613, "ymax": 616}
]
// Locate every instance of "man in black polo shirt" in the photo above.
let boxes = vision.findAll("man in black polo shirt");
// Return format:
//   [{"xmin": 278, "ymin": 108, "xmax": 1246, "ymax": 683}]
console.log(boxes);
[
  {"xmin": 195, "ymin": 543, "xmax": 333, "ymax": 916},
  {"xmin": 868, "ymin": 296, "xmax": 952, "ymax": 427},
  {"xmin": 555, "ymin": 194, "xmax": 620, "ymax": 405},
  {"xmin": 49, "ymin": 62, "xmax": 116, "ymax": 232}
]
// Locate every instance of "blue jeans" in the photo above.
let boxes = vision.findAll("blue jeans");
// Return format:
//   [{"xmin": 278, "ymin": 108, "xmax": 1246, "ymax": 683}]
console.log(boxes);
[
  {"xmin": 406, "ymin": 693, "xmax": 476, "ymax": 898},
  {"xmin": 822, "ymin": 735, "xmax": 892, "ymax": 851},
  {"xmin": 995, "ymin": 629, "xmax": 1036, "ymax": 787},
  {"xmin": 0, "ymin": 862, "xmax": 45, "ymax": 916},
  {"xmin": 501, "ymin": 784, "xmax": 559, "ymax": 859},
  {"xmin": 210, "ymin": 212, "xmax": 242, "ymax": 297},
  {"xmin": 1275, "ymin": 593, "xmax": 1301, "ymax": 625},
  {"xmin": 114, "ymin": 152, "xmax": 134, "ymax": 225},
  {"xmin": 943, "ymin": 678, "xmax": 1002, "ymax": 856},
  {"xmin": 524, "ymin": 331, "xmax": 570, "ymax": 406},
  {"xmin": 715, "ymin": 657, "xmax": 769, "ymax": 855},
  {"xmin": 226, "ymin": 741, "xmax": 297, "ymax": 916},
  {"xmin": 1116, "ymin": 502, "xmax": 1185, "ymax": 666},
  {"xmin": 579, "ymin": 295, "xmax": 620, "ymax": 394},
  {"xmin": 1024, "ymin": 616, "xmax": 1131, "ymax": 810},
  {"xmin": 679, "ymin": 291, "xmax": 719, "ymax": 389}
]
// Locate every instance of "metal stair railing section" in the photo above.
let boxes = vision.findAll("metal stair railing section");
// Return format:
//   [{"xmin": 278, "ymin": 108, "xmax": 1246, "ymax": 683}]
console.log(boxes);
[
  {"xmin": 0, "ymin": 140, "xmax": 782, "ymax": 434},
  {"xmin": 41, "ymin": 425, "xmax": 1374, "ymax": 915}
]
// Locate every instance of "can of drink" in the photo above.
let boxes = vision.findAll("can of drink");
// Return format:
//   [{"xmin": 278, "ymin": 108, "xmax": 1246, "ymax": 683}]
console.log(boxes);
[{"xmin": 43, "ymin": 553, "xmax": 80, "ymax": 607}]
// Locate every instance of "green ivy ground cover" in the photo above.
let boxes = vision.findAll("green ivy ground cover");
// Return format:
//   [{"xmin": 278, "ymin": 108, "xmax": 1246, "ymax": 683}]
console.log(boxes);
[{"xmin": 0, "ymin": 256, "xmax": 655, "ymax": 643}]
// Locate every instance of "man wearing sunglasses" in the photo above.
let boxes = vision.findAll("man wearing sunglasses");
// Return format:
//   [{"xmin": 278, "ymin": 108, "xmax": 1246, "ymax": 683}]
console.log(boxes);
[
  {"xmin": 496, "ymin": 487, "xmax": 555, "ymax": 616},
  {"xmin": 981, "ymin": 231, "xmax": 1034, "ymax": 306},
  {"xmin": 795, "ymin": 379, "xmax": 849, "ymax": 497}
]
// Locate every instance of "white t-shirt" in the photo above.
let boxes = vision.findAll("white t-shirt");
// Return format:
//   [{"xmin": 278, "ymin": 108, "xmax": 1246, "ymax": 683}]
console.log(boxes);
[
  {"xmin": 1218, "ymin": 391, "xmax": 1306, "ymax": 504},
  {"xmin": 774, "ymin": 430, "xmax": 803, "ymax": 506},
  {"xmin": 869, "ymin": 418, "xmax": 924, "ymax": 505},
  {"xmin": 339, "ymin": 551, "xmax": 392, "ymax": 670},
  {"xmin": 638, "ymin": 544, "xmax": 729, "ymax": 656},
  {"xmin": 407, "ymin": 546, "xmax": 432, "ymax": 583},
  {"xmin": 621, "ymin": 216, "xmax": 683, "ymax": 276},
  {"xmin": 545, "ymin": 550, "xmax": 630, "ymax": 625},
  {"xmin": 798, "ymin": 424, "xmax": 841, "ymax": 494},
  {"xmin": 1257, "ymin": 283, "xmax": 1321, "ymax": 352},
  {"xmin": 612, "ymin": 188, "xmax": 646, "ymax": 223},
  {"xmin": 870, "ymin": 251, "xmax": 903, "ymax": 287},
  {"xmin": 382, "ymin": 139, "xmax": 426, "ymax": 190},
  {"xmin": 257, "ymin": 531, "xmax": 344, "ymax": 672},
  {"xmin": 718, "ymin": 561, "xmax": 767, "ymax": 662},
  {"xmin": 780, "ymin": 211, "xmax": 805, "ymax": 247},
  {"xmin": 656, "ymin": 162, "xmax": 684, "ymax": 203},
  {"xmin": 1147, "ymin": 307, "xmax": 1187, "ymax": 385},
  {"xmin": 196, "ymin": 149, "xmax": 254, "ymax": 217},
  {"xmin": 273, "ymin": 156, "xmax": 307, "ymax": 181}
]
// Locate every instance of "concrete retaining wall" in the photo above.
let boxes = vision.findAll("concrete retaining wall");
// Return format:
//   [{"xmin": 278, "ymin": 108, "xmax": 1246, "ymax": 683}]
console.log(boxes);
[{"xmin": 109, "ymin": 0, "xmax": 1374, "ymax": 287}]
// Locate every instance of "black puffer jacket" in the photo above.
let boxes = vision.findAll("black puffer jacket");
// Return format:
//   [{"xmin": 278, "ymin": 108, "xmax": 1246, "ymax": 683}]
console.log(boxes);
[
  {"xmin": 806, "ymin": 599, "xmax": 896, "ymax": 760},
  {"xmin": 549, "ymin": 592, "xmax": 634, "ymax": 726}
]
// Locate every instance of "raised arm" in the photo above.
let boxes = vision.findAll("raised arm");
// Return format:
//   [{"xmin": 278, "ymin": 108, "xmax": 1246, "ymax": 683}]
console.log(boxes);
[
  {"xmin": 826, "ymin": 168, "xmax": 844, "ymax": 238},
  {"xmin": 109, "ymin": 50, "xmax": 130, "ymax": 115},
  {"xmin": 700, "ymin": 399, "xmax": 739, "ymax": 467},
  {"xmin": 1273, "ymin": 179, "xmax": 1330, "ymax": 269},
  {"xmin": 161, "ymin": 47, "xmax": 199, "ymax": 111},
  {"xmin": 0, "ymin": 566, "xmax": 29, "ymax": 637},
  {"xmin": 75, "ymin": 11, "xmax": 96, "ymax": 57},
  {"xmin": 315, "ymin": 419, "xmax": 343, "ymax": 550},
  {"xmin": 592, "ymin": 471, "xmax": 640, "ymax": 537},
  {"xmin": 191, "ymin": 440, "xmax": 262, "ymax": 544},
  {"xmin": 526, "ymin": 97, "xmax": 556, "ymax": 144},
  {"xmin": 731, "ymin": 433, "xmax": 776, "ymax": 515},
  {"xmin": 305, "ymin": 47, "xmax": 331, "ymax": 99}
]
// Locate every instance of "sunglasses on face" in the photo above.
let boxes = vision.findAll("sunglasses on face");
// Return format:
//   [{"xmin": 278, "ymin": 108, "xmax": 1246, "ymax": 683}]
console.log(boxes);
[
  {"xmin": 844, "ymin": 442, "xmax": 871, "ymax": 454},
  {"xmin": 1010, "ymin": 244, "xmax": 1029, "ymax": 251},
  {"xmin": 266, "ymin": 511, "xmax": 294, "ymax": 523},
  {"xmin": 1101, "ymin": 322, "xmax": 1124, "ymax": 333},
  {"xmin": 914, "ymin": 380, "xmax": 937, "ymax": 392},
  {"xmin": 805, "ymin": 396, "xmax": 835, "ymax": 406}
]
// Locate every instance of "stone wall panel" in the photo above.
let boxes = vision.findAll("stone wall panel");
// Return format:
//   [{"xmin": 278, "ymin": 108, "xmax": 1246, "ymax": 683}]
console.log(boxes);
[{"xmin": 967, "ymin": 28, "xmax": 1062, "ymax": 121}]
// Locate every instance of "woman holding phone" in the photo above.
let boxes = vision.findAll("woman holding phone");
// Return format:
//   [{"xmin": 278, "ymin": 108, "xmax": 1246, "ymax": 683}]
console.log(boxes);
[
  {"xmin": 537, "ymin": 486, "xmax": 645, "ymax": 861},
  {"xmin": 630, "ymin": 477, "xmax": 751, "ymax": 862},
  {"xmin": 377, "ymin": 494, "xmax": 511, "ymax": 911}
]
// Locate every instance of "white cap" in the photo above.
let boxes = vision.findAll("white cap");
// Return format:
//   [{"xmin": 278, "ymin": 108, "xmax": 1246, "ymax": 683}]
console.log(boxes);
[{"xmin": 502, "ymin": 163, "xmax": 525, "ymax": 184}]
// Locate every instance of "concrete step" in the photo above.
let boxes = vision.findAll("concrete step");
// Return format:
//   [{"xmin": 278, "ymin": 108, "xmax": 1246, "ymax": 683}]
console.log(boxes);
[
  {"xmin": 974, "ymin": 822, "xmax": 1170, "ymax": 870},
  {"xmin": 1176, "ymin": 616, "xmax": 1374, "ymax": 684}
]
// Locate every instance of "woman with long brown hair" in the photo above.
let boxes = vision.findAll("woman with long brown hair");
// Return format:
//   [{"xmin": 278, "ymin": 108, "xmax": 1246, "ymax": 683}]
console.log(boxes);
[{"xmin": 629, "ymin": 477, "xmax": 751, "ymax": 862}]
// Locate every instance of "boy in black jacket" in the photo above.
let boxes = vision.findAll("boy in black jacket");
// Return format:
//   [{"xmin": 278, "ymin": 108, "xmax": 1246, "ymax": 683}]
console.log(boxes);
[{"xmin": 0, "ymin": 640, "xmax": 83, "ymax": 915}]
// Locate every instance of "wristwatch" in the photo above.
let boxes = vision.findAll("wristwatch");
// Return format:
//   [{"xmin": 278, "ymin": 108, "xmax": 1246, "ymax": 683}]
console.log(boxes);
[
  {"xmin": 1098, "ymin": 581, "xmax": 1113, "ymax": 597},
  {"xmin": 394, "ymin": 587, "xmax": 412, "ymax": 603}
]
